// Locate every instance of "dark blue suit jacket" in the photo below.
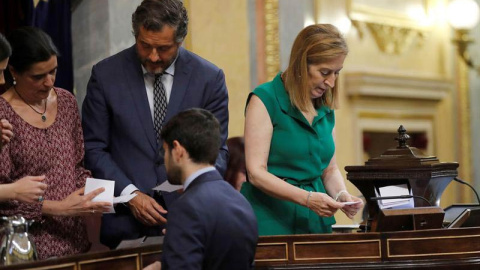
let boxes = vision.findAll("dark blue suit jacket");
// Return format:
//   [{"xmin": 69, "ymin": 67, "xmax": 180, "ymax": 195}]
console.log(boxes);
[
  {"xmin": 162, "ymin": 170, "xmax": 258, "ymax": 270},
  {"xmin": 82, "ymin": 45, "xmax": 229, "ymax": 248}
]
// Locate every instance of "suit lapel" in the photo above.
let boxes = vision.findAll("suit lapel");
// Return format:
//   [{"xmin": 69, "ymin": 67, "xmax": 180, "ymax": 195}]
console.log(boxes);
[
  {"xmin": 165, "ymin": 47, "xmax": 192, "ymax": 122},
  {"xmin": 123, "ymin": 46, "xmax": 157, "ymax": 151}
]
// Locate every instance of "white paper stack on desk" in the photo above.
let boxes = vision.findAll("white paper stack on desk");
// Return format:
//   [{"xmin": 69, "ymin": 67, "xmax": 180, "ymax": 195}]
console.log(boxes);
[{"xmin": 375, "ymin": 184, "xmax": 414, "ymax": 209}]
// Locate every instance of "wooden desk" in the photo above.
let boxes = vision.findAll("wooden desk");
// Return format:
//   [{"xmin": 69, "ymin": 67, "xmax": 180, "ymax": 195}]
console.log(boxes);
[
  {"xmin": 255, "ymin": 227, "xmax": 480, "ymax": 269},
  {"xmin": 1, "ymin": 227, "xmax": 480, "ymax": 269},
  {"xmin": 0, "ymin": 244, "xmax": 162, "ymax": 270}
]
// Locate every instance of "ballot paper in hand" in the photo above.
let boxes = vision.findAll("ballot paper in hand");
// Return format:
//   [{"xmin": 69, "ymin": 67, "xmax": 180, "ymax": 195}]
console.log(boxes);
[
  {"xmin": 152, "ymin": 180, "xmax": 182, "ymax": 193},
  {"xmin": 85, "ymin": 178, "xmax": 137, "ymax": 213},
  {"xmin": 375, "ymin": 184, "xmax": 414, "ymax": 210}
]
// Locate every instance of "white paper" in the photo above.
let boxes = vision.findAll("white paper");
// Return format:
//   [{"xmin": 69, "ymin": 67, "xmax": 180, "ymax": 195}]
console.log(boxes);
[
  {"xmin": 85, "ymin": 178, "xmax": 114, "ymax": 204},
  {"xmin": 116, "ymin": 237, "xmax": 146, "ymax": 249},
  {"xmin": 143, "ymin": 236, "xmax": 164, "ymax": 246},
  {"xmin": 342, "ymin": 201, "xmax": 361, "ymax": 206},
  {"xmin": 85, "ymin": 178, "xmax": 138, "ymax": 214},
  {"xmin": 113, "ymin": 193, "xmax": 137, "ymax": 204},
  {"xmin": 376, "ymin": 184, "xmax": 414, "ymax": 209},
  {"xmin": 152, "ymin": 181, "xmax": 183, "ymax": 192}
]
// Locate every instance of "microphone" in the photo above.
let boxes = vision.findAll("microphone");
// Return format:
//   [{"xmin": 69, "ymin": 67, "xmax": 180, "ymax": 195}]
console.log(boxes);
[
  {"xmin": 370, "ymin": 195, "xmax": 432, "ymax": 206},
  {"xmin": 453, "ymin": 177, "xmax": 480, "ymax": 205}
]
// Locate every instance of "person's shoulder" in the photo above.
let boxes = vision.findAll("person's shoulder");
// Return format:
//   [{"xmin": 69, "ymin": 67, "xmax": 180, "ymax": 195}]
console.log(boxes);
[
  {"xmin": 250, "ymin": 79, "xmax": 277, "ymax": 108},
  {"xmin": 55, "ymin": 87, "xmax": 74, "ymax": 99},
  {"xmin": 55, "ymin": 88, "xmax": 78, "ymax": 106},
  {"xmin": 179, "ymin": 47, "xmax": 221, "ymax": 72},
  {"xmin": 93, "ymin": 45, "xmax": 136, "ymax": 69}
]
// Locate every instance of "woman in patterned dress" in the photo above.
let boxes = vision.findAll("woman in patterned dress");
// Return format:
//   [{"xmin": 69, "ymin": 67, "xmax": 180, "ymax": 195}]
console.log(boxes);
[
  {"xmin": 242, "ymin": 24, "xmax": 363, "ymax": 236},
  {"xmin": 1, "ymin": 33, "xmax": 14, "ymax": 149},
  {"xmin": 0, "ymin": 27, "xmax": 111, "ymax": 259},
  {"xmin": 0, "ymin": 32, "xmax": 45, "ymax": 204}
]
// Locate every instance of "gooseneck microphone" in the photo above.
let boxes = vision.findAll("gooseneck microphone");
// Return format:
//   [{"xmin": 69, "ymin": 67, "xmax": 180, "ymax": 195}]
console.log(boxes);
[
  {"xmin": 370, "ymin": 195, "xmax": 432, "ymax": 206},
  {"xmin": 453, "ymin": 177, "xmax": 480, "ymax": 205}
]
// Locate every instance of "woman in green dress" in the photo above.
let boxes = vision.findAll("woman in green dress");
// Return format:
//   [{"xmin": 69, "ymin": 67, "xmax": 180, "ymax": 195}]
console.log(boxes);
[{"xmin": 241, "ymin": 24, "xmax": 363, "ymax": 235}]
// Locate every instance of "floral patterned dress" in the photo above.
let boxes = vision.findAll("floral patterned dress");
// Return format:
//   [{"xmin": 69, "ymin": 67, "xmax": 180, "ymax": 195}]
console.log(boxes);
[{"xmin": 0, "ymin": 88, "xmax": 91, "ymax": 259}]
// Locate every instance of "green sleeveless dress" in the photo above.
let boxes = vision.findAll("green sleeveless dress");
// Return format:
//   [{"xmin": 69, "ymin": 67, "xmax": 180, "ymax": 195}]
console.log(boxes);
[{"xmin": 241, "ymin": 73, "xmax": 336, "ymax": 235}]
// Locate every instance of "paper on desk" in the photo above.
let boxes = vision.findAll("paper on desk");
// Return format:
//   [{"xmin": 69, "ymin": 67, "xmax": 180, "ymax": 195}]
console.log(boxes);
[
  {"xmin": 85, "ymin": 178, "xmax": 137, "ymax": 214},
  {"xmin": 152, "ymin": 180, "xmax": 182, "ymax": 192},
  {"xmin": 116, "ymin": 237, "xmax": 146, "ymax": 249},
  {"xmin": 375, "ymin": 184, "xmax": 414, "ymax": 209}
]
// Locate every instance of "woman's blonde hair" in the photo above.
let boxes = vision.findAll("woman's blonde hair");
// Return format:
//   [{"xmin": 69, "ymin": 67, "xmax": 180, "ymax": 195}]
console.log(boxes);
[{"xmin": 283, "ymin": 24, "xmax": 348, "ymax": 113}]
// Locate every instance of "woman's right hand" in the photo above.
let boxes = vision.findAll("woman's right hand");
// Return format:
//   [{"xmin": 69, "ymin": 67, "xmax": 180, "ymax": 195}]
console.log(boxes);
[
  {"xmin": 60, "ymin": 187, "xmax": 112, "ymax": 216},
  {"xmin": 12, "ymin": 175, "xmax": 48, "ymax": 204},
  {"xmin": 307, "ymin": 192, "xmax": 344, "ymax": 217},
  {"xmin": 1, "ymin": 119, "xmax": 13, "ymax": 145}
]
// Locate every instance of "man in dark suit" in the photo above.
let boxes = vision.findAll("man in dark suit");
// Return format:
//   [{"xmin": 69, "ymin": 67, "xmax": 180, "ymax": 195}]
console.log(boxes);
[
  {"xmin": 160, "ymin": 108, "xmax": 257, "ymax": 270},
  {"xmin": 81, "ymin": 0, "xmax": 229, "ymax": 249}
]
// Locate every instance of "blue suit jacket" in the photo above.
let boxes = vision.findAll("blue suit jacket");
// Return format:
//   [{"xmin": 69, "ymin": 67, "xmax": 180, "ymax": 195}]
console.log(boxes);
[
  {"xmin": 162, "ymin": 170, "xmax": 258, "ymax": 270},
  {"xmin": 82, "ymin": 45, "xmax": 229, "ymax": 248}
]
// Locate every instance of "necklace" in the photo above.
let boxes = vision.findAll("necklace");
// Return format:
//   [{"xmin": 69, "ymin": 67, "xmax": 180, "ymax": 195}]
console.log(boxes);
[{"xmin": 13, "ymin": 86, "xmax": 48, "ymax": 122}]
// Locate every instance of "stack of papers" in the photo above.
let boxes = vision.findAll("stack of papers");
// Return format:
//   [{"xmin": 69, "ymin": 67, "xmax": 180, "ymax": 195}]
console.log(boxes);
[{"xmin": 375, "ymin": 184, "xmax": 414, "ymax": 209}]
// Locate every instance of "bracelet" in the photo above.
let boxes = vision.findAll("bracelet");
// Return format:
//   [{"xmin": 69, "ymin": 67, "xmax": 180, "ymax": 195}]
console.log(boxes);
[
  {"xmin": 306, "ymin": 191, "xmax": 312, "ymax": 207},
  {"xmin": 334, "ymin": 190, "xmax": 348, "ymax": 201}
]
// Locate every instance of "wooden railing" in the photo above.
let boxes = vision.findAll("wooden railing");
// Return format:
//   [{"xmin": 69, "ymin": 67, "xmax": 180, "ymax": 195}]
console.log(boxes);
[{"xmin": 2, "ymin": 227, "xmax": 480, "ymax": 269}]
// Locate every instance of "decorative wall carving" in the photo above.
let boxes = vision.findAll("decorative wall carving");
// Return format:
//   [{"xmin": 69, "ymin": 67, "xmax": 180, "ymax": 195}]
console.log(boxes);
[
  {"xmin": 345, "ymin": 72, "xmax": 451, "ymax": 101},
  {"xmin": 264, "ymin": 0, "xmax": 280, "ymax": 81},
  {"xmin": 348, "ymin": 0, "xmax": 430, "ymax": 54}
]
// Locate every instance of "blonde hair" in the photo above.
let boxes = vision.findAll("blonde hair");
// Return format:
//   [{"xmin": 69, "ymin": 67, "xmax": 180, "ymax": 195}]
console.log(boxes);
[{"xmin": 283, "ymin": 24, "xmax": 348, "ymax": 114}]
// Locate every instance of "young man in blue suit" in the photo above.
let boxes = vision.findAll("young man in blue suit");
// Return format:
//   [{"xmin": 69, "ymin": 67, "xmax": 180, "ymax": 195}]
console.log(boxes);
[
  {"xmin": 160, "ymin": 108, "xmax": 257, "ymax": 270},
  {"xmin": 82, "ymin": 0, "xmax": 229, "ymax": 249}
]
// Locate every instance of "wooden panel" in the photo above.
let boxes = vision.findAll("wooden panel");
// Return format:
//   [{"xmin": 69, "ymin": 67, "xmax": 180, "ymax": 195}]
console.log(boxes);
[
  {"xmin": 387, "ymin": 234, "xmax": 480, "ymax": 259},
  {"xmin": 293, "ymin": 239, "xmax": 381, "ymax": 261},
  {"xmin": 141, "ymin": 251, "xmax": 162, "ymax": 268},
  {"xmin": 255, "ymin": 242, "xmax": 288, "ymax": 262},
  {"xmin": 78, "ymin": 255, "xmax": 139, "ymax": 270},
  {"xmin": 24, "ymin": 263, "xmax": 76, "ymax": 270}
]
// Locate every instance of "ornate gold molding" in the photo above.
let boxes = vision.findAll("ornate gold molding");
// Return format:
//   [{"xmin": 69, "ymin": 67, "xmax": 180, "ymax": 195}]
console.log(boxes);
[
  {"xmin": 364, "ymin": 23, "xmax": 425, "ymax": 54},
  {"xmin": 348, "ymin": 0, "xmax": 430, "ymax": 54},
  {"xmin": 264, "ymin": 0, "xmax": 280, "ymax": 81}
]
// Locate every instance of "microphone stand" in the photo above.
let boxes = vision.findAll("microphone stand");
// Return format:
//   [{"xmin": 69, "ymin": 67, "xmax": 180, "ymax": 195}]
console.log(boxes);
[{"xmin": 453, "ymin": 177, "xmax": 480, "ymax": 205}]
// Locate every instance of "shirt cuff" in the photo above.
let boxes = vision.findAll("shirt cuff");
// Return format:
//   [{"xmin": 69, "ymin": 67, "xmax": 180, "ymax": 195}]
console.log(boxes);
[{"xmin": 121, "ymin": 184, "xmax": 139, "ymax": 197}]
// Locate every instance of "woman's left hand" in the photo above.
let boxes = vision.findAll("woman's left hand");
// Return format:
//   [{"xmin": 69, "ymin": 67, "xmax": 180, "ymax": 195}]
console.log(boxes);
[
  {"xmin": 337, "ymin": 192, "xmax": 364, "ymax": 219},
  {"xmin": 60, "ymin": 187, "xmax": 112, "ymax": 216}
]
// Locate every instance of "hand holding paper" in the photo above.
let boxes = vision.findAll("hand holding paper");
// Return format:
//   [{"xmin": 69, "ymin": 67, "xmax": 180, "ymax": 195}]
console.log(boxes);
[{"xmin": 85, "ymin": 178, "xmax": 137, "ymax": 213}]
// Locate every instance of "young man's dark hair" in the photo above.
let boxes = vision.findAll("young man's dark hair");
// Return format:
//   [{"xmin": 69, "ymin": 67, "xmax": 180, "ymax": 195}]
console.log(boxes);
[{"xmin": 161, "ymin": 108, "xmax": 220, "ymax": 165}]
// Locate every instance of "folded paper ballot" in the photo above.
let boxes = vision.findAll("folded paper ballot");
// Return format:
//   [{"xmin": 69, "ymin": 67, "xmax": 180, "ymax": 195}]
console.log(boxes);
[
  {"xmin": 85, "ymin": 178, "xmax": 137, "ymax": 213},
  {"xmin": 375, "ymin": 184, "xmax": 414, "ymax": 210},
  {"xmin": 152, "ymin": 180, "xmax": 182, "ymax": 192}
]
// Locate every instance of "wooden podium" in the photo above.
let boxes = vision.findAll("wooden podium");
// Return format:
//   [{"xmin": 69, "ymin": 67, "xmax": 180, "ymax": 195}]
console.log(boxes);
[{"xmin": 344, "ymin": 125, "xmax": 458, "ymax": 232}]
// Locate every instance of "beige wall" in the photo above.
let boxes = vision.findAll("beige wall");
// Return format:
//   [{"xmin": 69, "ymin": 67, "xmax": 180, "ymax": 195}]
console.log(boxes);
[{"xmin": 184, "ymin": 0, "xmax": 250, "ymax": 138}]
